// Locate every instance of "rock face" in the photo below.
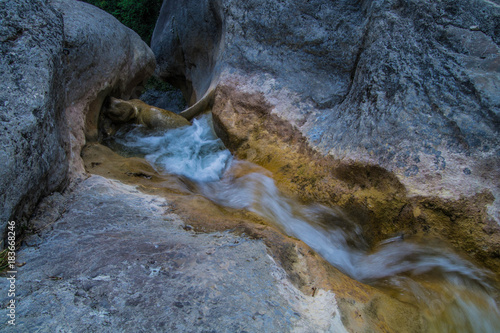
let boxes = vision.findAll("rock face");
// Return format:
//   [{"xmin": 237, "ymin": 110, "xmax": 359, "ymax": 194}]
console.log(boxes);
[
  {"xmin": 0, "ymin": 0, "xmax": 68, "ymax": 239},
  {"xmin": 152, "ymin": 0, "xmax": 222, "ymax": 106},
  {"xmin": 50, "ymin": 0, "xmax": 156, "ymax": 176},
  {"xmin": 140, "ymin": 89, "xmax": 187, "ymax": 113},
  {"xmin": 0, "ymin": 0, "xmax": 155, "ymax": 240},
  {"xmin": 152, "ymin": 0, "xmax": 500, "ymax": 271}
]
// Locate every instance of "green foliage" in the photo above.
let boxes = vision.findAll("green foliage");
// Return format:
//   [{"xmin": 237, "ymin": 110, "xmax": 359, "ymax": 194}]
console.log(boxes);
[{"xmin": 83, "ymin": 0, "xmax": 163, "ymax": 44}]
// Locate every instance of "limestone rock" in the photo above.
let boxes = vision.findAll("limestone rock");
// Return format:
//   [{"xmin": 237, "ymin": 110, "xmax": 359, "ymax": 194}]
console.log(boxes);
[
  {"xmin": 140, "ymin": 89, "xmax": 187, "ymax": 113},
  {"xmin": 0, "ymin": 0, "xmax": 68, "ymax": 239},
  {"xmin": 102, "ymin": 98, "xmax": 190, "ymax": 135},
  {"xmin": 152, "ymin": 0, "xmax": 222, "ymax": 106},
  {"xmin": 152, "ymin": 0, "xmax": 500, "ymax": 271},
  {"xmin": 0, "ymin": 175, "xmax": 349, "ymax": 332},
  {"xmin": 50, "ymin": 0, "xmax": 156, "ymax": 176},
  {"xmin": 1, "ymin": 0, "xmax": 155, "ymax": 240}
]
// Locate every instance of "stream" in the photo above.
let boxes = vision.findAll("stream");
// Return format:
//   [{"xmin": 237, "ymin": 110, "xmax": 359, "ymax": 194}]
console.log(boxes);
[{"xmin": 105, "ymin": 113, "xmax": 500, "ymax": 332}]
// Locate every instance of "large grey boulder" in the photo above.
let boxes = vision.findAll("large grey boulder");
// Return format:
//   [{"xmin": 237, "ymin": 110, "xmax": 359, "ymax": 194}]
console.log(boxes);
[
  {"xmin": 50, "ymin": 0, "xmax": 156, "ymax": 176},
  {"xmin": 0, "ymin": 0, "xmax": 155, "ymax": 240},
  {"xmin": 0, "ymin": 0, "xmax": 68, "ymax": 238},
  {"xmin": 152, "ymin": 0, "xmax": 500, "ymax": 269}
]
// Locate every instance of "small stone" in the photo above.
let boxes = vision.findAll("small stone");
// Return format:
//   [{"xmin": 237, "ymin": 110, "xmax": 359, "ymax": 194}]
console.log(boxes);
[{"xmin": 469, "ymin": 25, "xmax": 480, "ymax": 31}]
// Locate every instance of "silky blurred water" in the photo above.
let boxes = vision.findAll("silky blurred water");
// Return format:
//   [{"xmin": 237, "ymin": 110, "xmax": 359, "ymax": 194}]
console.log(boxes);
[
  {"xmin": 109, "ymin": 114, "xmax": 232, "ymax": 182},
  {"xmin": 108, "ymin": 112, "xmax": 500, "ymax": 332}
]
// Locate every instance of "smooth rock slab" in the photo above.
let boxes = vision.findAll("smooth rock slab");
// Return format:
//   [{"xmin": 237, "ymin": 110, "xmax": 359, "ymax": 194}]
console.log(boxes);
[{"xmin": 0, "ymin": 176, "xmax": 345, "ymax": 332}]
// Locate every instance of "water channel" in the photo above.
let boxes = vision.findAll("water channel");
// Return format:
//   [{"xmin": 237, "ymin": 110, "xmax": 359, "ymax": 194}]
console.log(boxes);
[{"xmin": 105, "ymin": 112, "xmax": 500, "ymax": 332}]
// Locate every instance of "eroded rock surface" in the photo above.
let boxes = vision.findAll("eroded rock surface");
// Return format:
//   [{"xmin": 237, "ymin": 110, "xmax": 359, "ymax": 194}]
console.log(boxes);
[
  {"xmin": 140, "ymin": 89, "xmax": 187, "ymax": 113},
  {"xmin": 50, "ymin": 0, "xmax": 155, "ymax": 176},
  {"xmin": 101, "ymin": 97, "xmax": 190, "ymax": 136},
  {"xmin": 79, "ymin": 144, "xmax": 428, "ymax": 332},
  {"xmin": 0, "ymin": 0, "xmax": 155, "ymax": 239},
  {"xmin": 0, "ymin": 175, "xmax": 349, "ymax": 332},
  {"xmin": 152, "ymin": 0, "xmax": 500, "ymax": 272},
  {"xmin": 0, "ymin": 0, "xmax": 68, "ymax": 240}
]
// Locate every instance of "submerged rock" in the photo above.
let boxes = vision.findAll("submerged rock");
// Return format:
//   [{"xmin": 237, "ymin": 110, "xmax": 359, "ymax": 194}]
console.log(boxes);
[{"xmin": 152, "ymin": 0, "xmax": 500, "ymax": 273}]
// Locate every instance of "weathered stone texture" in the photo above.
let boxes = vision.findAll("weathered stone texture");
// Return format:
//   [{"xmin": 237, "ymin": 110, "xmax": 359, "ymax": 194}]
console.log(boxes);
[
  {"xmin": 0, "ymin": 0, "xmax": 68, "ymax": 237},
  {"xmin": 153, "ymin": 0, "xmax": 500, "ymax": 205},
  {"xmin": 0, "ymin": 175, "xmax": 349, "ymax": 332},
  {"xmin": 50, "ymin": 0, "xmax": 156, "ymax": 176},
  {"xmin": 1, "ymin": 0, "xmax": 155, "ymax": 239},
  {"xmin": 152, "ymin": 0, "xmax": 500, "ymax": 270},
  {"xmin": 152, "ymin": 0, "xmax": 223, "ymax": 105}
]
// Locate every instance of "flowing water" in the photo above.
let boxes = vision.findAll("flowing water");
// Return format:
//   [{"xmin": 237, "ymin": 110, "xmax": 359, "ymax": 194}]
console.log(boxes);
[{"xmin": 107, "ymin": 113, "xmax": 500, "ymax": 332}]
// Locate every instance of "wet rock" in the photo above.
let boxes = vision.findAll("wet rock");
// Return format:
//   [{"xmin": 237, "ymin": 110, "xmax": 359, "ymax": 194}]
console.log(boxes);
[
  {"xmin": 80, "ymin": 143, "xmax": 428, "ymax": 332},
  {"xmin": 0, "ymin": 175, "xmax": 350, "ymax": 332},
  {"xmin": 152, "ymin": 0, "xmax": 500, "ymax": 272},
  {"xmin": 101, "ymin": 97, "xmax": 190, "ymax": 136}
]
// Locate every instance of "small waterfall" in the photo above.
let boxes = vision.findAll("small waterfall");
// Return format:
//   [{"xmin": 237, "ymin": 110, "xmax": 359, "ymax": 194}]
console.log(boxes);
[{"xmin": 107, "ymin": 113, "xmax": 500, "ymax": 332}]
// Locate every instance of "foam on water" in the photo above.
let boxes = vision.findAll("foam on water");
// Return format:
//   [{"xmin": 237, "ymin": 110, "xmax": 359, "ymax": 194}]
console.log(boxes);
[{"xmin": 111, "ymin": 113, "xmax": 232, "ymax": 182}]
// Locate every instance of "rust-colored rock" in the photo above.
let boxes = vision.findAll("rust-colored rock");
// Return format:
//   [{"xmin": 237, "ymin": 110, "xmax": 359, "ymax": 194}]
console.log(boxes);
[{"xmin": 101, "ymin": 98, "xmax": 190, "ymax": 136}]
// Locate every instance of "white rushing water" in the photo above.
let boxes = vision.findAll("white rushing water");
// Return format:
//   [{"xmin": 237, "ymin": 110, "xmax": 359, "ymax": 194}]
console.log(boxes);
[
  {"xmin": 111, "ymin": 114, "xmax": 232, "ymax": 182},
  {"xmin": 108, "ymin": 113, "xmax": 500, "ymax": 332}
]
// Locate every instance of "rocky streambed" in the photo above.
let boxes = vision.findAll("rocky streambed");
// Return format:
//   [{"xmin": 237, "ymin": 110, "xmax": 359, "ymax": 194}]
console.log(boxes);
[
  {"xmin": 1, "ymin": 101, "xmax": 499, "ymax": 331},
  {"xmin": 0, "ymin": 174, "xmax": 349, "ymax": 332},
  {"xmin": 18, "ymin": 108, "xmax": 494, "ymax": 332},
  {"xmin": 0, "ymin": 120, "xmax": 426, "ymax": 332},
  {"xmin": 2, "ymin": 0, "xmax": 500, "ymax": 331}
]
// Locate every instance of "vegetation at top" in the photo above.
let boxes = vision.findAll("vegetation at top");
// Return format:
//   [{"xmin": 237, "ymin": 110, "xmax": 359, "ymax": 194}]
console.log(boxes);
[{"xmin": 82, "ymin": 0, "xmax": 164, "ymax": 44}]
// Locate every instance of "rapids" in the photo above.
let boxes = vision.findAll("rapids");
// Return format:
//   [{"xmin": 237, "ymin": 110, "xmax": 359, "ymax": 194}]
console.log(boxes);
[{"xmin": 106, "ymin": 113, "xmax": 500, "ymax": 332}]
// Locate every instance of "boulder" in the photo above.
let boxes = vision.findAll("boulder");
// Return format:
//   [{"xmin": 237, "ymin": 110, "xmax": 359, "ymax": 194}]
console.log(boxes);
[
  {"xmin": 0, "ymin": 0, "xmax": 68, "ymax": 240},
  {"xmin": 0, "ymin": 0, "xmax": 155, "ymax": 240},
  {"xmin": 152, "ymin": 0, "xmax": 500, "ymax": 272},
  {"xmin": 101, "ymin": 97, "xmax": 190, "ymax": 135},
  {"xmin": 50, "ymin": 0, "xmax": 156, "ymax": 176}
]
